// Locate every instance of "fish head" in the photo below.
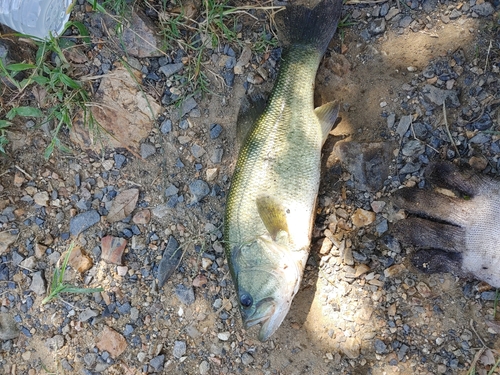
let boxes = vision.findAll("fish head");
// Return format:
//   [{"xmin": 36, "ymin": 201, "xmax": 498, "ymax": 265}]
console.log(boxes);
[{"xmin": 229, "ymin": 231, "xmax": 303, "ymax": 341}]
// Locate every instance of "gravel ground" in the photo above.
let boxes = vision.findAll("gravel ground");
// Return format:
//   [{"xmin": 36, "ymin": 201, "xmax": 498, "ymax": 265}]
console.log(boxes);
[{"xmin": 0, "ymin": 0, "xmax": 500, "ymax": 374}]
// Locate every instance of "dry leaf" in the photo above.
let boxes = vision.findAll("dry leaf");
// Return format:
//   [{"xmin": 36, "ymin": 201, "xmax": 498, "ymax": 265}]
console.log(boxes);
[
  {"xmin": 479, "ymin": 348, "xmax": 496, "ymax": 366},
  {"xmin": 106, "ymin": 189, "xmax": 139, "ymax": 223}
]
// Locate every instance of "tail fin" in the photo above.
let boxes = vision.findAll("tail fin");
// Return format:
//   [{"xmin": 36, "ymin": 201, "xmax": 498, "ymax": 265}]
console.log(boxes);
[{"xmin": 275, "ymin": 0, "xmax": 343, "ymax": 55}]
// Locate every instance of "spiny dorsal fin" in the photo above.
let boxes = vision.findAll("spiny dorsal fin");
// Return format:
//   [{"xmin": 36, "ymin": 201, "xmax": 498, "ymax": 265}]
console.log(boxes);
[
  {"xmin": 315, "ymin": 101, "xmax": 340, "ymax": 145},
  {"xmin": 256, "ymin": 195, "xmax": 289, "ymax": 241}
]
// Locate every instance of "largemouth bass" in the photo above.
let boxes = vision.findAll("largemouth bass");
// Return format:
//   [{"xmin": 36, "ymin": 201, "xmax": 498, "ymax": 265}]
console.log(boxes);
[{"xmin": 224, "ymin": 0, "xmax": 343, "ymax": 341}]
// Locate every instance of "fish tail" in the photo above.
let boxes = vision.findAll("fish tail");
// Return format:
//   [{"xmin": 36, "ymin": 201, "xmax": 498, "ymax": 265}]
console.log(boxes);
[{"xmin": 276, "ymin": 0, "xmax": 343, "ymax": 55}]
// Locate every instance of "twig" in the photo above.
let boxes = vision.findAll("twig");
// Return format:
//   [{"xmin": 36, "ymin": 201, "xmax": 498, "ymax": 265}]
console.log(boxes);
[
  {"xmin": 442, "ymin": 102, "xmax": 459, "ymax": 156},
  {"xmin": 14, "ymin": 164, "xmax": 34, "ymax": 180},
  {"xmin": 484, "ymin": 39, "xmax": 493, "ymax": 72}
]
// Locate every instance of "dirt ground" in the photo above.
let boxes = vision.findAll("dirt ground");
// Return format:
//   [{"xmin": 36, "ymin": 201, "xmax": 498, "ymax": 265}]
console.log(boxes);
[{"xmin": 0, "ymin": 1, "xmax": 499, "ymax": 374}]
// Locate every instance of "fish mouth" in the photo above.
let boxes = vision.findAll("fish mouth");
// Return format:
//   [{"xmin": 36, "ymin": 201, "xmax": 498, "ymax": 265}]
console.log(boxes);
[{"xmin": 242, "ymin": 297, "xmax": 290, "ymax": 342}]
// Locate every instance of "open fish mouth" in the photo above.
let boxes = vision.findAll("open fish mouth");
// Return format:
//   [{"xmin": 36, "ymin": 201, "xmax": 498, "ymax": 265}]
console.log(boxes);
[{"xmin": 241, "ymin": 298, "xmax": 290, "ymax": 342}]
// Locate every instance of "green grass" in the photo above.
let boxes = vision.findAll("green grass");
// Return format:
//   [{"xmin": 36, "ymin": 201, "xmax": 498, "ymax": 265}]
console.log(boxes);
[
  {"xmin": 42, "ymin": 242, "xmax": 103, "ymax": 305},
  {"xmin": 0, "ymin": 22, "xmax": 95, "ymax": 158}
]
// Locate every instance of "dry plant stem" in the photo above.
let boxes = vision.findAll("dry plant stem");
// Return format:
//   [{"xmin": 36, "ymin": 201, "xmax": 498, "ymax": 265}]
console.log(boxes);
[
  {"xmin": 15, "ymin": 164, "xmax": 34, "ymax": 180},
  {"xmin": 484, "ymin": 39, "xmax": 492, "ymax": 72},
  {"xmin": 442, "ymin": 102, "xmax": 459, "ymax": 156}
]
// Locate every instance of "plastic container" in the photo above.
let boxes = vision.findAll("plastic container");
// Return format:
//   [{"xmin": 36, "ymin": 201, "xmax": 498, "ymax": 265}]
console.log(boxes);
[{"xmin": 0, "ymin": 0, "xmax": 73, "ymax": 40}]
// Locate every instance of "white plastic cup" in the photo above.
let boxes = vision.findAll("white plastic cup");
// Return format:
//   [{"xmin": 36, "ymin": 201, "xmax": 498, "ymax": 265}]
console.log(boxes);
[{"xmin": 0, "ymin": 0, "xmax": 73, "ymax": 40}]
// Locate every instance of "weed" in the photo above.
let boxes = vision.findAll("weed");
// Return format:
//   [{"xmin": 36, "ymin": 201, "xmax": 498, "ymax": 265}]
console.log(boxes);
[
  {"xmin": 0, "ymin": 23, "xmax": 96, "ymax": 158},
  {"xmin": 42, "ymin": 242, "xmax": 103, "ymax": 305}
]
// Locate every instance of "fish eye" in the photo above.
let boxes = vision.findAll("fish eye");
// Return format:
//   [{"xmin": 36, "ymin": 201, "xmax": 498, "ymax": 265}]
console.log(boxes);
[{"xmin": 239, "ymin": 293, "xmax": 253, "ymax": 308}]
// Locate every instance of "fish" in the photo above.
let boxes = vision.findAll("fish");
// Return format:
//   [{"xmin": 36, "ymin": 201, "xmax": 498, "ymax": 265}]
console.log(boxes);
[{"xmin": 224, "ymin": 0, "xmax": 343, "ymax": 341}]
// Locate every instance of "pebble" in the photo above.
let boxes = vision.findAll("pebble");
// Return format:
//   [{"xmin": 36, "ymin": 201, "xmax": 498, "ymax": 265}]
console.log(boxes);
[
  {"xmin": 369, "ymin": 18, "xmax": 386, "ymax": 35},
  {"xmin": 374, "ymin": 339, "xmax": 387, "ymax": 354},
  {"xmin": 159, "ymin": 63, "xmax": 184, "ymax": 78},
  {"xmin": 160, "ymin": 119, "xmax": 172, "ymax": 134},
  {"xmin": 211, "ymin": 148, "xmax": 224, "ymax": 164},
  {"xmin": 209, "ymin": 123, "xmax": 223, "ymax": 139},
  {"xmin": 149, "ymin": 354, "xmax": 165, "ymax": 370},
  {"xmin": 33, "ymin": 191, "xmax": 49, "ymax": 206},
  {"xmin": 69, "ymin": 210, "xmax": 100, "ymax": 236},
  {"xmin": 0, "ymin": 230, "xmax": 17, "ymax": 254},
  {"xmin": 189, "ymin": 180, "xmax": 210, "ymax": 203},
  {"xmin": 96, "ymin": 326, "xmax": 127, "ymax": 358},
  {"xmin": 0, "ymin": 313, "xmax": 19, "ymax": 340},
  {"xmin": 241, "ymin": 352, "xmax": 254, "ymax": 365},
  {"xmin": 217, "ymin": 332, "xmax": 230, "ymax": 341},
  {"xmin": 157, "ymin": 236, "xmax": 181, "ymax": 287},
  {"xmin": 101, "ymin": 236, "xmax": 127, "ymax": 265},
  {"xmin": 199, "ymin": 360, "xmax": 210, "ymax": 374},
  {"xmin": 351, "ymin": 208, "xmax": 375, "ymax": 227},
  {"xmin": 132, "ymin": 209, "xmax": 151, "ymax": 224},
  {"xmin": 191, "ymin": 144, "xmax": 206, "ymax": 158},
  {"xmin": 79, "ymin": 308, "xmax": 98, "ymax": 322},
  {"xmin": 29, "ymin": 271, "xmax": 46, "ymax": 295},
  {"xmin": 114, "ymin": 154, "xmax": 126, "ymax": 168},
  {"xmin": 396, "ymin": 115, "xmax": 412, "ymax": 138},
  {"xmin": 180, "ymin": 97, "xmax": 198, "ymax": 117},
  {"xmin": 175, "ymin": 284, "xmax": 195, "ymax": 305},
  {"xmin": 140, "ymin": 143, "xmax": 156, "ymax": 159},
  {"xmin": 173, "ymin": 341, "xmax": 186, "ymax": 358}
]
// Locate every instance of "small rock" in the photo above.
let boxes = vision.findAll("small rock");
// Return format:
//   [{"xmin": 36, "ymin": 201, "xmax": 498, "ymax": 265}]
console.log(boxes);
[
  {"xmin": 175, "ymin": 284, "xmax": 195, "ymax": 305},
  {"xmin": 422, "ymin": 84, "xmax": 460, "ymax": 107},
  {"xmin": 211, "ymin": 148, "xmax": 224, "ymax": 164},
  {"xmin": 33, "ymin": 191, "xmax": 49, "ymax": 206},
  {"xmin": 140, "ymin": 143, "xmax": 156, "ymax": 159},
  {"xmin": 355, "ymin": 264, "xmax": 370, "ymax": 278},
  {"xmin": 173, "ymin": 341, "xmax": 186, "ymax": 359},
  {"xmin": 217, "ymin": 332, "xmax": 230, "ymax": 341},
  {"xmin": 13, "ymin": 171, "xmax": 25, "ymax": 187},
  {"xmin": 102, "ymin": 160, "xmax": 114, "ymax": 171},
  {"xmin": 205, "ymin": 168, "xmax": 218, "ymax": 182},
  {"xmin": 473, "ymin": 2, "xmax": 494, "ymax": 16},
  {"xmin": 209, "ymin": 123, "xmax": 223, "ymax": 139},
  {"xmin": 241, "ymin": 352, "xmax": 254, "ymax": 365},
  {"xmin": 402, "ymin": 139, "xmax": 425, "ymax": 156},
  {"xmin": 385, "ymin": 7, "xmax": 400, "ymax": 20},
  {"xmin": 46, "ymin": 335, "xmax": 65, "ymax": 350},
  {"xmin": 374, "ymin": 339, "xmax": 387, "ymax": 354},
  {"xmin": 157, "ymin": 236, "xmax": 181, "ymax": 287},
  {"xmin": 79, "ymin": 308, "xmax": 98, "ymax": 322},
  {"xmin": 114, "ymin": 154, "xmax": 126, "ymax": 169},
  {"xmin": 396, "ymin": 115, "xmax": 412, "ymax": 138},
  {"xmin": 96, "ymin": 326, "xmax": 128, "ymax": 358},
  {"xmin": 132, "ymin": 209, "xmax": 151, "ymax": 225},
  {"xmin": 416, "ymin": 281, "xmax": 432, "ymax": 298},
  {"xmin": 191, "ymin": 144, "xmax": 206, "ymax": 158},
  {"xmin": 370, "ymin": 201, "xmax": 386, "ymax": 213},
  {"xmin": 101, "ymin": 236, "xmax": 127, "ymax": 265},
  {"xmin": 384, "ymin": 264, "xmax": 407, "ymax": 278},
  {"xmin": 351, "ymin": 208, "xmax": 376, "ymax": 227},
  {"xmin": 159, "ymin": 63, "xmax": 184, "ymax": 78},
  {"xmin": 69, "ymin": 210, "xmax": 100, "ymax": 236},
  {"xmin": 0, "ymin": 230, "xmax": 17, "ymax": 255},
  {"xmin": 368, "ymin": 18, "xmax": 386, "ymax": 35},
  {"xmin": 469, "ymin": 156, "xmax": 488, "ymax": 171},
  {"xmin": 152, "ymin": 204, "xmax": 171, "ymax": 218},
  {"xmin": 160, "ymin": 119, "xmax": 172, "ymax": 134},
  {"xmin": 67, "ymin": 245, "xmax": 93, "ymax": 273},
  {"xmin": 199, "ymin": 360, "xmax": 210, "ymax": 374},
  {"xmin": 189, "ymin": 180, "xmax": 210, "ymax": 204},
  {"xmin": 30, "ymin": 271, "xmax": 46, "ymax": 295},
  {"xmin": 0, "ymin": 313, "xmax": 19, "ymax": 340},
  {"xmin": 180, "ymin": 97, "xmax": 198, "ymax": 117},
  {"xmin": 150, "ymin": 354, "xmax": 165, "ymax": 371},
  {"xmin": 117, "ymin": 266, "xmax": 128, "ymax": 276},
  {"xmin": 192, "ymin": 274, "xmax": 208, "ymax": 287}
]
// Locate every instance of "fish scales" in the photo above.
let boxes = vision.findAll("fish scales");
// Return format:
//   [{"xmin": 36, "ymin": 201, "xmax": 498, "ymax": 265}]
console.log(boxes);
[{"xmin": 224, "ymin": 0, "xmax": 343, "ymax": 341}]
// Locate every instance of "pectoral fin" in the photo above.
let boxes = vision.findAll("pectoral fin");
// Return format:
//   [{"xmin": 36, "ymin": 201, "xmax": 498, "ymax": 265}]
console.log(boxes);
[
  {"xmin": 256, "ymin": 196, "xmax": 289, "ymax": 242},
  {"xmin": 315, "ymin": 101, "xmax": 340, "ymax": 145}
]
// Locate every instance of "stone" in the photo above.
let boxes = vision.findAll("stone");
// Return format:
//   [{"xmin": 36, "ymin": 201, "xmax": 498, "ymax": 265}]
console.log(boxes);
[
  {"xmin": 422, "ymin": 84, "xmax": 460, "ymax": 108},
  {"xmin": 218, "ymin": 332, "xmax": 230, "ymax": 341},
  {"xmin": 191, "ymin": 144, "xmax": 206, "ymax": 158},
  {"xmin": 0, "ymin": 230, "xmax": 17, "ymax": 254},
  {"xmin": 140, "ymin": 143, "xmax": 156, "ymax": 159},
  {"xmin": 33, "ymin": 191, "xmax": 49, "ymax": 206},
  {"xmin": 368, "ymin": 18, "xmax": 386, "ymax": 35},
  {"xmin": 209, "ymin": 123, "xmax": 223, "ymax": 139},
  {"xmin": 351, "ymin": 208, "xmax": 376, "ymax": 227},
  {"xmin": 199, "ymin": 360, "xmax": 210, "ymax": 374},
  {"xmin": 69, "ymin": 210, "xmax": 100, "ymax": 236},
  {"xmin": 189, "ymin": 180, "xmax": 210, "ymax": 203},
  {"xmin": 396, "ymin": 115, "xmax": 412, "ymax": 138},
  {"xmin": 157, "ymin": 236, "xmax": 181, "ymax": 287},
  {"xmin": 101, "ymin": 236, "xmax": 127, "ymax": 265},
  {"xmin": 173, "ymin": 341, "xmax": 186, "ymax": 358},
  {"xmin": 180, "ymin": 97, "xmax": 198, "ymax": 117},
  {"xmin": 117, "ymin": 11, "xmax": 163, "ymax": 58},
  {"xmin": 96, "ymin": 326, "xmax": 127, "ymax": 358},
  {"xmin": 149, "ymin": 354, "xmax": 165, "ymax": 371},
  {"xmin": 159, "ymin": 63, "xmax": 184, "ymax": 78},
  {"xmin": 114, "ymin": 154, "xmax": 126, "ymax": 169},
  {"xmin": 67, "ymin": 245, "xmax": 93, "ymax": 273},
  {"xmin": 132, "ymin": 209, "xmax": 151, "ymax": 224},
  {"xmin": 473, "ymin": 2, "xmax": 494, "ymax": 16},
  {"xmin": 175, "ymin": 284, "xmax": 195, "ymax": 305},
  {"xmin": 160, "ymin": 119, "xmax": 172, "ymax": 134},
  {"xmin": 0, "ymin": 313, "xmax": 19, "ymax": 340},
  {"xmin": 79, "ymin": 308, "xmax": 98, "ymax": 322},
  {"xmin": 30, "ymin": 271, "xmax": 46, "ymax": 295}
]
